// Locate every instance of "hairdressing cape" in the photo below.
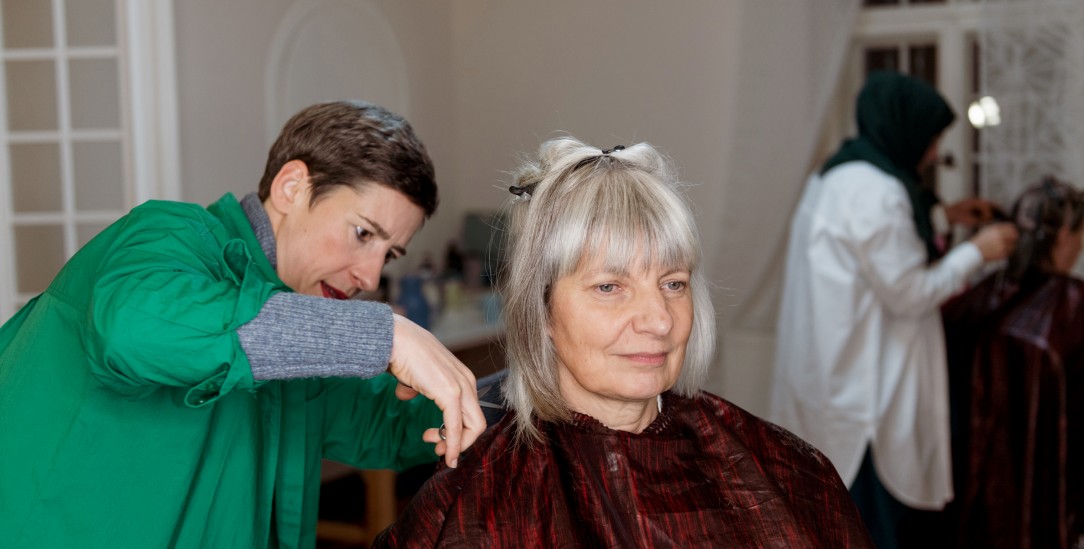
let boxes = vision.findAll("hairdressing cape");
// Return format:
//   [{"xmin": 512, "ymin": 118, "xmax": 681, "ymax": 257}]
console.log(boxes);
[
  {"xmin": 942, "ymin": 272, "xmax": 1084, "ymax": 548},
  {"xmin": 375, "ymin": 392, "xmax": 873, "ymax": 548}
]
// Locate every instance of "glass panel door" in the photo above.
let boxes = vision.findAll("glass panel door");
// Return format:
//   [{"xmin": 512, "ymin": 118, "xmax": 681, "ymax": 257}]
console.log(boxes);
[{"xmin": 0, "ymin": 0, "xmax": 146, "ymax": 319}]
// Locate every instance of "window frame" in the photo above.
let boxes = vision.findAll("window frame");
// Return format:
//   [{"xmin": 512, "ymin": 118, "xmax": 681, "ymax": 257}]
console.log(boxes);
[{"xmin": 0, "ymin": 0, "xmax": 179, "ymax": 321}]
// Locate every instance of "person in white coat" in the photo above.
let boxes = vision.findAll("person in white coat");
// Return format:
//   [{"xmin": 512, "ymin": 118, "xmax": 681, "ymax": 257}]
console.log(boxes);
[{"xmin": 769, "ymin": 71, "xmax": 1018, "ymax": 548}]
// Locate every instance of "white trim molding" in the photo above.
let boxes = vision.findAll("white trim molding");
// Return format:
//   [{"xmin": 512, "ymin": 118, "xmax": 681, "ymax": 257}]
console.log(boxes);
[{"xmin": 124, "ymin": 0, "xmax": 181, "ymax": 203}]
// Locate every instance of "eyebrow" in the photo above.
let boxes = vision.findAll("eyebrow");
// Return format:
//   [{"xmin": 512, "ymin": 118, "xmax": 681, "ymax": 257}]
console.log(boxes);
[
  {"xmin": 358, "ymin": 215, "xmax": 408, "ymax": 257},
  {"xmin": 580, "ymin": 265, "xmax": 689, "ymax": 278}
]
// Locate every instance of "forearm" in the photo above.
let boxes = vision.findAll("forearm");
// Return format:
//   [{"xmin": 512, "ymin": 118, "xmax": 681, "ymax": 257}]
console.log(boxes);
[
  {"xmin": 237, "ymin": 292, "xmax": 393, "ymax": 380},
  {"xmin": 865, "ymin": 241, "xmax": 984, "ymax": 318}
]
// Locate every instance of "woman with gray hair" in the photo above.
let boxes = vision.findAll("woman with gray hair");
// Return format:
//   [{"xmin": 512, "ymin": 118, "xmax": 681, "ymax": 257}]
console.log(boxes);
[{"xmin": 376, "ymin": 137, "xmax": 873, "ymax": 547}]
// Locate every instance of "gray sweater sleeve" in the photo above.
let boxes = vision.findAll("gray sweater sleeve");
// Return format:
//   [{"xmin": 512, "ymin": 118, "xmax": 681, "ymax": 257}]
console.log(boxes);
[{"xmin": 237, "ymin": 292, "xmax": 394, "ymax": 380}]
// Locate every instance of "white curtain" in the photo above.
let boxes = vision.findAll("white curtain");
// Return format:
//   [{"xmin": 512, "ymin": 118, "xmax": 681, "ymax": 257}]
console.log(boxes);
[
  {"xmin": 705, "ymin": 0, "xmax": 860, "ymax": 411},
  {"xmin": 978, "ymin": 0, "xmax": 1084, "ymax": 206},
  {"xmin": 713, "ymin": 0, "xmax": 859, "ymax": 332}
]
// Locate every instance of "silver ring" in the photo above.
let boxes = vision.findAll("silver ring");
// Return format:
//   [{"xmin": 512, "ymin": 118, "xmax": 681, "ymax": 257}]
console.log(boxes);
[{"xmin": 439, "ymin": 424, "xmax": 446, "ymax": 441}]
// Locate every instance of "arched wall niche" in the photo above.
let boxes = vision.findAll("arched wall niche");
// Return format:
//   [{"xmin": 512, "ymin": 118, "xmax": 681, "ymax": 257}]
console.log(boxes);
[{"xmin": 264, "ymin": 0, "xmax": 411, "ymax": 144}]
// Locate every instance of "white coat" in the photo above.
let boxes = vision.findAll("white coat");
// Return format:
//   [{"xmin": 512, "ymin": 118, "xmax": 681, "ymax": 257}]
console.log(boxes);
[{"xmin": 770, "ymin": 161, "xmax": 984, "ymax": 509}]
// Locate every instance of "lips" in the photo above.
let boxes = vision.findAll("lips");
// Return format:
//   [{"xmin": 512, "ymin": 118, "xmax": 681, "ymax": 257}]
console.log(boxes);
[
  {"xmin": 623, "ymin": 353, "xmax": 668, "ymax": 366},
  {"xmin": 321, "ymin": 282, "xmax": 349, "ymax": 300}
]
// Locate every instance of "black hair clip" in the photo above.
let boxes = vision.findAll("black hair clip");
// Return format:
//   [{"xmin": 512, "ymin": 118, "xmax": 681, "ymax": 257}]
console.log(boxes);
[
  {"xmin": 509, "ymin": 183, "xmax": 538, "ymax": 197},
  {"xmin": 571, "ymin": 145, "xmax": 627, "ymax": 173}
]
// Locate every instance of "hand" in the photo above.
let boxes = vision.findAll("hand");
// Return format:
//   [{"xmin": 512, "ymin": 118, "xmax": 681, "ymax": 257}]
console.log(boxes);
[
  {"xmin": 387, "ymin": 313, "xmax": 485, "ymax": 468},
  {"xmin": 969, "ymin": 222, "xmax": 1018, "ymax": 261},
  {"xmin": 944, "ymin": 198, "xmax": 1004, "ymax": 227}
]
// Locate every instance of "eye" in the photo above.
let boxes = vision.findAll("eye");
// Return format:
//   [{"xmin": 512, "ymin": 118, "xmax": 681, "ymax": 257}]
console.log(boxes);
[
  {"xmin": 384, "ymin": 252, "xmax": 397, "ymax": 265},
  {"xmin": 355, "ymin": 226, "xmax": 373, "ymax": 243},
  {"xmin": 664, "ymin": 280, "xmax": 687, "ymax": 292},
  {"xmin": 597, "ymin": 283, "xmax": 617, "ymax": 293}
]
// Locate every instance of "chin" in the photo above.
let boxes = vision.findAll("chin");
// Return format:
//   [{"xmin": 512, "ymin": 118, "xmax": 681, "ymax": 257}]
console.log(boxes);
[{"xmin": 616, "ymin": 382, "xmax": 673, "ymax": 402}]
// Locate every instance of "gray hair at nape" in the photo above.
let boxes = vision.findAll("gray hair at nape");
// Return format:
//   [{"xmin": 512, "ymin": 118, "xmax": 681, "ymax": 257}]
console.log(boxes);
[{"xmin": 498, "ymin": 136, "xmax": 716, "ymax": 446}]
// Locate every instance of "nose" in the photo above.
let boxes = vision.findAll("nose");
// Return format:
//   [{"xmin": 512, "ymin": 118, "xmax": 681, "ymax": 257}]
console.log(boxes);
[
  {"xmin": 631, "ymin": 291, "xmax": 673, "ymax": 336},
  {"xmin": 350, "ymin": 251, "xmax": 385, "ymax": 293}
]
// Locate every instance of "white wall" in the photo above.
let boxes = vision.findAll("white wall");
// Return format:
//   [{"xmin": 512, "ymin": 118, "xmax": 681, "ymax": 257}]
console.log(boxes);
[
  {"xmin": 173, "ymin": 0, "xmax": 292, "ymax": 203},
  {"xmin": 174, "ymin": 0, "xmax": 741, "ymax": 265}
]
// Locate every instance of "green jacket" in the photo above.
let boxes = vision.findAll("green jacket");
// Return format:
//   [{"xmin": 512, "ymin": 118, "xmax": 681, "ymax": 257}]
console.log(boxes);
[{"xmin": 0, "ymin": 194, "xmax": 441, "ymax": 548}]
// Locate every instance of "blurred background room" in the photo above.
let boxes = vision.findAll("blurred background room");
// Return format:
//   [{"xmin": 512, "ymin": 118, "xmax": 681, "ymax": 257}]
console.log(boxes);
[{"xmin": 1, "ymin": 0, "xmax": 1082, "ymax": 545}]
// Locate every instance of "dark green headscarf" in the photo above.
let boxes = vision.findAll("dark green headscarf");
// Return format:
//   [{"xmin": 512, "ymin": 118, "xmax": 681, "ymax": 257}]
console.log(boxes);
[{"xmin": 821, "ymin": 71, "xmax": 956, "ymax": 262}]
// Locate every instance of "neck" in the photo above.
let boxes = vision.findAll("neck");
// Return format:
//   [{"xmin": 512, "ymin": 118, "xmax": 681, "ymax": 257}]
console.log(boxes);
[
  {"xmin": 240, "ymin": 193, "xmax": 279, "ymax": 269},
  {"xmin": 561, "ymin": 386, "xmax": 660, "ymax": 433}
]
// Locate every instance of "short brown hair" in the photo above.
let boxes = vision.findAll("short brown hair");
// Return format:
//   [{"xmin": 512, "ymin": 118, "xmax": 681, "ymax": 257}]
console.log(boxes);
[{"xmin": 257, "ymin": 101, "xmax": 438, "ymax": 216}]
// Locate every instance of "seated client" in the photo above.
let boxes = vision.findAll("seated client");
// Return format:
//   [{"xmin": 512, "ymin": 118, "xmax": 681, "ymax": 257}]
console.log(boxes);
[
  {"xmin": 375, "ymin": 137, "xmax": 873, "ymax": 547},
  {"xmin": 942, "ymin": 176, "xmax": 1084, "ymax": 548}
]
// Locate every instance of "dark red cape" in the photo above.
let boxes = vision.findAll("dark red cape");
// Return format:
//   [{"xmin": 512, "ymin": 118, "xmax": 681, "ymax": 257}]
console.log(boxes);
[
  {"xmin": 942, "ymin": 272, "xmax": 1084, "ymax": 548},
  {"xmin": 375, "ymin": 392, "xmax": 872, "ymax": 548}
]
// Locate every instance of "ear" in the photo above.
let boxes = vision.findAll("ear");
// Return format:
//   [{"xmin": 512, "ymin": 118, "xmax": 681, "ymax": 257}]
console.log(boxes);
[
  {"xmin": 1051, "ymin": 223, "xmax": 1075, "ymax": 272},
  {"xmin": 267, "ymin": 159, "xmax": 311, "ymax": 216}
]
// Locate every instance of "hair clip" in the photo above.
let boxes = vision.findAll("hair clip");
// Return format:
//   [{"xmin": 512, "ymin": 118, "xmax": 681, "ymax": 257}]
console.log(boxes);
[
  {"xmin": 509, "ymin": 183, "xmax": 538, "ymax": 197},
  {"xmin": 571, "ymin": 145, "xmax": 627, "ymax": 173}
]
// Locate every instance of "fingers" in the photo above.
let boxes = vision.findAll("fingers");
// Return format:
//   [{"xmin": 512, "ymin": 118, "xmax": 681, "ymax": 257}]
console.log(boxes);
[
  {"xmin": 438, "ymin": 393, "xmax": 488, "ymax": 468},
  {"xmin": 434, "ymin": 373, "xmax": 487, "ymax": 468},
  {"xmin": 999, "ymin": 223, "xmax": 1020, "ymax": 251},
  {"xmin": 440, "ymin": 398, "xmax": 464, "ymax": 467},
  {"xmin": 459, "ymin": 385, "xmax": 487, "ymax": 451},
  {"xmin": 970, "ymin": 202, "xmax": 994, "ymax": 223},
  {"xmin": 991, "ymin": 222, "xmax": 1019, "ymax": 245},
  {"xmin": 394, "ymin": 382, "xmax": 419, "ymax": 401},
  {"xmin": 947, "ymin": 198, "xmax": 1001, "ymax": 227},
  {"xmin": 972, "ymin": 221, "xmax": 1019, "ymax": 261},
  {"xmin": 422, "ymin": 427, "xmax": 447, "ymax": 457},
  {"xmin": 386, "ymin": 314, "xmax": 486, "ymax": 468}
]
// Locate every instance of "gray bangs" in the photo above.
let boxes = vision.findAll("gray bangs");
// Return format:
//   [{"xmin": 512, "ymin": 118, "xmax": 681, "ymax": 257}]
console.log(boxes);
[{"xmin": 546, "ymin": 167, "xmax": 699, "ymax": 277}]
